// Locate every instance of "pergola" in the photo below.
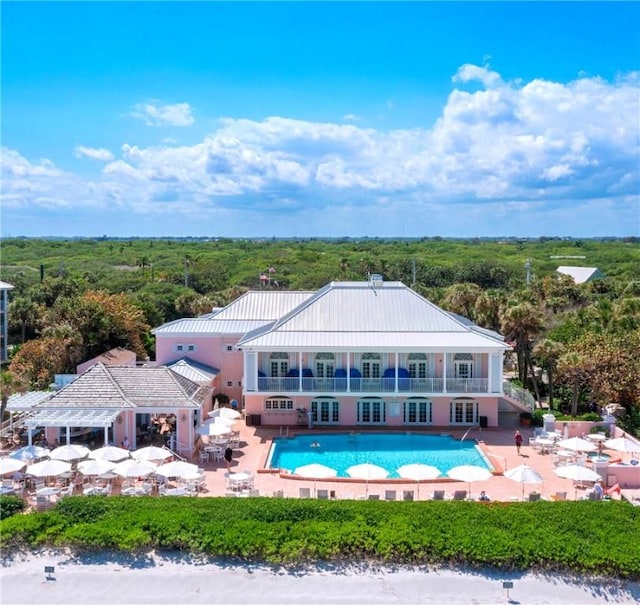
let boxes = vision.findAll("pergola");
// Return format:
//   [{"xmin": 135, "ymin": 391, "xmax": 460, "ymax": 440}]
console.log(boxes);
[{"xmin": 22, "ymin": 408, "xmax": 122, "ymax": 445}]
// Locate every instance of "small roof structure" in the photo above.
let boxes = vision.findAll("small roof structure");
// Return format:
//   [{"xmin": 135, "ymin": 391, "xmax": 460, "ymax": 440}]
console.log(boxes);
[
  {"xmin": 166, "ymin": 358, "xmax": 219, "ymax": 384},
  {"xmin": 556, "ymin": 266, "xmax": 604, "ymax": 284},
  {"xmin": 76, "ymin": 347, "xmax": 137, "ymax": 374}
]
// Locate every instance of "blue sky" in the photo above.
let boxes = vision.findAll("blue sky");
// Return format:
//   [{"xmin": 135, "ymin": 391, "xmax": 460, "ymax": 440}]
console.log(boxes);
[{"xmin": 2, "ymin": 2, "xmax": 639, "ymax": 238}]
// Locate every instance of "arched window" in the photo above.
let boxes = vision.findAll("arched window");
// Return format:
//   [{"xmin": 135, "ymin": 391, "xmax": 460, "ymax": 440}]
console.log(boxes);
[
  {"xmin": 408, "ymin": 353, "xmax": 428, "ymax": 379},
  {"xmin": 264, "ymin": 396, "xmax": 294, "ymax": 411},
  {"xmin": 361, "ymin": 353, "xmax": 381, "ymax": 379},
  {"xmin": 315, "ymin": 353, "xmax": 335, "ymax": 379},
  {"xmin": 311, "ymin": 397, "xmax": 339, "ymax": 424},
  {"xmin": 269, "ymin": 352, "xmax": 289, "ymax": 377},
  {"xmin": 403, "ymin": 398, "xmax": 432, "ymax": 424},
  {"xmin": 357, "ymin": 397, "xmax": 386, "ymax": 424},
  {"xmin": 449, "ymin": 398, "xmax": 478, "ymax": 425}
]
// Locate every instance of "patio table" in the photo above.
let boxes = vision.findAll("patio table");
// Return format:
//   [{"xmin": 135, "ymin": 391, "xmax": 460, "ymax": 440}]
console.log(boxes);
[
  {"xmin": 83, "ymin": 485, "xmax": 108, "ymax": 496},
  {"xmin": 228, "ymin": 472, "xmax": 253, "ymax": 490},
  {"xmin": 535, "ymin": 438, "xmax": 555, "ymax": 454},
  {"xmin": 36, "ymin": 487, "xmax": 61, "ymax": 497}
]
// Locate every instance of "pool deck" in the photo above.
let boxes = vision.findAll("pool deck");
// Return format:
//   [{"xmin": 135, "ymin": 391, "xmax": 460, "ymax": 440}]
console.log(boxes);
[{"xmin": 195, "ymin": 423, "xmax": 630, "ymax": 502}]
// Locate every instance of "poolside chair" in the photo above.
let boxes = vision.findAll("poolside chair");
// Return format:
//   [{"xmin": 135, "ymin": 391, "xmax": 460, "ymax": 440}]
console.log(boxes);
[
  {"xmin": 550, "ymin": 491, "xmax": 567, "ymax": 501},
  {"xmin": 431, "ymin": 490, "xmax": 445, "ymax": 501},
  {"xmin": 384, "ymin": 490, "xmax": 397, "ymax": 501},
  {"xmin": 272, "ymin": 489, "xmax": 284, "ymax": 498},
  {"xmin": 528, "ymin": 492, "xmax": 541, "ymax": 502},
  {"xmin": 451, "ymin": 490, "xmax": 468, "ymax": 501},
  {"xmin": 299, "ymin": 487, "xmax": 311, "ymax": 499},
  {"xmin": 403, "ymin": 490, "xmax": 414, "ymax": 501},
  {"xmin": 368, "ymin": 494, "xmax": 380, "ymax": 500},
  {"xmin": 317, "ymin": 489, "xmax": 329, "ymax": 500}
]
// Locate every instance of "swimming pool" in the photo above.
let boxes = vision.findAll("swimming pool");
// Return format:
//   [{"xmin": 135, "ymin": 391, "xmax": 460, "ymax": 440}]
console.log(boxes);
[{"xmin": 267, "ymin": 433, "xmax": 493, "ymax": 478}]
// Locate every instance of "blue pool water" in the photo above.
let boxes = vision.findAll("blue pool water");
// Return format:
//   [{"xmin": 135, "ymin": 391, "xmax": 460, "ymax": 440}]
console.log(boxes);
[{"xmin": 268, "ymin": 433, "xmax": 493, "ymax": 478}]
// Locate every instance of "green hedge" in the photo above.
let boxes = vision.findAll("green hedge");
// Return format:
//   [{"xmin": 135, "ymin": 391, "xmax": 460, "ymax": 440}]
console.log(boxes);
[
  {"xmin": 1, "ymin": 496, "xmax": 639, "ymax": 579},
  {"xmin": 0, "ymin": 495, "xmax": 26, "ymax": 520}
]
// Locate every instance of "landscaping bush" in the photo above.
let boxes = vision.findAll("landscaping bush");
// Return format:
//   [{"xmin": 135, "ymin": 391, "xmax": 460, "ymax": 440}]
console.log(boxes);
[
  {"xmin": 1, "ymin": 496, "xmax": 639, "ymax": 579},
  {"xmin": 0, "ymin": 495, "xmax": 25, "ymax": 520}
]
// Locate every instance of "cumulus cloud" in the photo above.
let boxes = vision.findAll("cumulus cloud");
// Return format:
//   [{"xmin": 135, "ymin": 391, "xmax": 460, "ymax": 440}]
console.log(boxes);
[
  {"xmin": 74, "ymin": 146, "xmax": 114, "ymax": 161},
  {"xmin": 130, "ymin": 100, "xmax": 194, "ymax": 127},
  {"xmin": 3, "ymin": 66, "xmax": 639, "ymax": 235}
]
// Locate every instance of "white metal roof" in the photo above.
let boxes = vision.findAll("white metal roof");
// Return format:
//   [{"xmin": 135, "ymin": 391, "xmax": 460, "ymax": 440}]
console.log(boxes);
[
  {"xmin": 23, "ymin": 408, "xmax": 121, "ymax": 428},
  {"xmin": 6, "ymin": 391, "xmax": 54, "ymax": 411},
  {"xmin": 152, "ymin": 318, "xmax": 271, "ymax": 336},
  {"xmin": 167, "ymin": 358, "xmax": 218, "ymax": 383},
  {"xmin": 556, "ymin": 266, "xmax": 604, "ymax": 284},
  {"xmin": 0, "ymin": 280, "xmax": 14, "ymax": 290},
  {"xmin": 238, "ymin": 281, "xmax": 509, "ymax": 351}
]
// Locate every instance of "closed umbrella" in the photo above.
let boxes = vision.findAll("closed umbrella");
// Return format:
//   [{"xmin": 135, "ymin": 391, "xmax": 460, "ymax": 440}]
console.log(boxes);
[
  {"xmin": 77, "ymin": 459, "xmax": 116, "ymax": 476},
  {"xmin": 505, "ymin": 464, "xmax": 543, "ymax": 501},
  {"xmin": 0, "ymin": 457, "xmax": 26, "ymax": 475},
  {"xmin": 10, "ymin": 445, "xmax": 50, "ymax": 462},
  {"xmin": 89, "ymin": 445, "xmax": 131, "ymax": 462},
  {"xmin": 446, "ymin": 465, "xmax": 493, "ymax": 500},
  {"xmin": 131, "ymin": 446, "xmax": 172, "ymax": 462},
  {"xmin": 294, "ymin": 463, "xmax": 337, "ymax": 497},
  {"xmin": 396, "ymin": 464, "xmax": 441, "ymax": 500},
  {"xmin": 27, "ymin": 459, "xmax": 72, "ymax": 478},
  {"xmin": 113, "ymin": 459, "xmax": 157, "ymax": 478},
  {"xmin": 346, "ymin": 463, "xmax": 389, "ymax": 498},
  {"xmin": 604, "ymin": 437, "xmax": 640, "ymax": 453},
  {"xmin": 557, "ymin": 437, "xmax": 597, "ymax": 452},
  {"xmin": 50, "ymin": 444, "xmax": 90, "ymax": 462}
]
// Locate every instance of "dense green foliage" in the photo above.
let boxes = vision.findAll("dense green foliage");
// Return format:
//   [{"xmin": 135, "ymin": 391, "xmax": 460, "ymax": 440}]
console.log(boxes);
[
  {"xmin": 0, "ymin": 495, "xmax": 26, "ymax": 519},
  {"xmin": 2, "ymin": 237, "xmax": 640, "ymax": 419},
  {"xmin": 1, "ymin": 496, "xmax": 639, "ymax": 579}
]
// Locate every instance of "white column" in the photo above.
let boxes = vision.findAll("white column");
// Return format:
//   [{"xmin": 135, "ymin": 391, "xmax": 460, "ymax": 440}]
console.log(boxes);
[
  {"xmin": 395, "ymin": 352, "xmax": 399, "ymax": 392},
  {"xmin": 347, "ymin": 354, "xmax": 351, "ymax": 392},
  {"xmin": 443, "ymin": 353, "xmax": 448, "ymax": 393},
  {"xmin": 66, "ymin": 426, "xmax": 71, "ymax": 445},
  {"xmin": 298, "ymin": 352, "xmax": 303, "ymax": 391},
  {"xmin": 104, "ymin": 426, "xmax": 109, "ymax": 445}
]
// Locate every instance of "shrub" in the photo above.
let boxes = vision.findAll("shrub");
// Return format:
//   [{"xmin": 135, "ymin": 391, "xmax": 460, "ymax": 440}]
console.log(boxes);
[{"xmin": 0, "ymin": 495, "xmax": 25, "ymax": 519}]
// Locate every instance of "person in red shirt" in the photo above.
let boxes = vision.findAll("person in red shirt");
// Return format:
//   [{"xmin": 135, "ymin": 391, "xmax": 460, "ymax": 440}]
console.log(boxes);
[{"xmin": 514, "ymin": 430, "xmax": 523, "ymax": 455}]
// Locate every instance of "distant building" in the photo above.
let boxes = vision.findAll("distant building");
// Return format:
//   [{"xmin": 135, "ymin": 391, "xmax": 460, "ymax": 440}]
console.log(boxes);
[
  {"xmin": 0, "ymin": 280, "xmax": 14, "ymax": 362},
  {"xmin": 76, "ymin": 347, "xmax": 137, "ymax": 374},
  {"xmin": 556, "ymin": 266, "xmax": 605, "ymax": 284}
]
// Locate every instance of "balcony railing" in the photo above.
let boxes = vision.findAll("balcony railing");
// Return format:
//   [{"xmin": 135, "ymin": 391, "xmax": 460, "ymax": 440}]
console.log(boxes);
[{"xmin": 256, "ymin": 377, "xmax": 489, "ymax": 394}]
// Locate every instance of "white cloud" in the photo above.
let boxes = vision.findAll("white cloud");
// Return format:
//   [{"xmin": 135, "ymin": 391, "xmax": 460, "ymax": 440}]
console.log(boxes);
[
  {"xmin": 130, "ymin": 100, "xmax": 194, "ymax": 127},
  {"xmin": 74, "ymin": 146, "xmax": 114, "ymax": 161},
  {"xmin": 2, "ymin": 66, "xmax": 639, "ymax": 236},
  {"xmin": 343, "ymin": 114, "xmax": 361, "ymax": 122}
]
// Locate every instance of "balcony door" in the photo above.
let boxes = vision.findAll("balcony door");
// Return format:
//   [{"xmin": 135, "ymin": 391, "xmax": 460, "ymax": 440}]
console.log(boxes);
[
  {"xmin": 449, "ymin": 398, "xmax": 478, "ymax": 425},
  {"xmin": 357, "ymin": 397, "xmax": 386, "ymax": 425}
]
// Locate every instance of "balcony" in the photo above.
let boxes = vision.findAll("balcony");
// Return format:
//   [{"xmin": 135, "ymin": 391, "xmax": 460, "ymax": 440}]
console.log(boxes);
[{"xmin": 255, "ymin": 376, "xmax": 488, "ymax": 395}]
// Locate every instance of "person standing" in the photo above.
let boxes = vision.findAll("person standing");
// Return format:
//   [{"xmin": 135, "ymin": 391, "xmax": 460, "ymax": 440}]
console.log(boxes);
[
  {"xmin": 224, "ymin": 446, "xmax": 233, "ymax": 468},
  {"xmin": 514, "ymin": 430, "xmax": 523, "ymax": 455}
]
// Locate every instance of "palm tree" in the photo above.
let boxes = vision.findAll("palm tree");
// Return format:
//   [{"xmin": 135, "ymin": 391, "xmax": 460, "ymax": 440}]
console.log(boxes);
[
  {"xmin": 443, "ymin": 283, "xmax": 482, "ymax": 321},
  {"xmin": 557, "ymin": 351, "xmax": 593, "ymax": 416},
  {"xmin": 533, "ymin": 338, "xmax": 564, "ymax": 410},
  {"xmin": 501, "ymin": 302, "xmax": 545, "ymax": 402}
]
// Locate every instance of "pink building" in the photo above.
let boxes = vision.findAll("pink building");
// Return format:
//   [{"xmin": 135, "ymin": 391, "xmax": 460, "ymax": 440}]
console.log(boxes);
[{"xmin": 154, "ymin": 278, "xmax": 517, "ymax": 430}]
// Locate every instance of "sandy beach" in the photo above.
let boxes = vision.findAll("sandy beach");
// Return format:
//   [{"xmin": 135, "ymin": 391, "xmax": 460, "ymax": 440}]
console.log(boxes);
[{"xmin": 1, "ymin": 550, "xmax": 639, "ymax": 605}]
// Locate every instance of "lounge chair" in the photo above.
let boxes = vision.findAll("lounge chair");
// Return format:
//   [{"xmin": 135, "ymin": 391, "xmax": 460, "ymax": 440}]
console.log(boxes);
[
  {"xmin": 432, "ymin": 490, "xmax": 445, "ymax": 501},
  {"xmin": 384, "ymin": 490, "xmax": 397, "ymax": 501},
  {"xmin": 528, "ymin": 492, "xmax": 541, "ymax": 502},
  {"xmin": 550, "ymin": 491, "xmax": 567, "ymax": 501},
  {"xmin": 367, "ymin": 494, "xmax": 380, "ymax": 500},
  {"xmin": 403, "ymin": 490, "xmax": 414, "ymax": 501},
  {"xmin": 451, "ymin": 490, "xmax": 468, "ymax": 501},
  {"xmin": 317, "ymin": 489, "xmax": 329, "ymax": 499}
]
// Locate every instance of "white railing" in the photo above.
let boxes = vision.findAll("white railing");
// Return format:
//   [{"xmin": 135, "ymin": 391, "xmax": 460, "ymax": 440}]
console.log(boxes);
[{"xmin": 503, "ymin": 381, "xmax": 535, "ymax": 410}]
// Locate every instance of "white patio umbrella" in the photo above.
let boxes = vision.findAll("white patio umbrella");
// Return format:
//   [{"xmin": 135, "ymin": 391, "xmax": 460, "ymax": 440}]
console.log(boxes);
[
  {"xmin": 89, "ymin": 445, "xmax": 131, "ymax": 462},
  {"xmin": 295, "ymin": 463, "xmax": 338, "ymax": 496},
  {"xmin": 197, "ymin": 423, "xmax": 231, "ymax": 437},
  {"xmin": 504, "ymin": 464, "xmax": 544, "ymax": 501},
  {"xmin": 446, "ymin": 465, "xmax": 493, "ymax": 500},
  {"xmin": 27, "ymin": 459, "xmax": 72, "ymax": 478},
  {"xmin": 346, "ymin": 463, "xmax": 389, "ymax": 497},
  {"xmin": 113, "ymin": 459, "xmax": 157, "ymax": 478},
  {"xmin": 604, "ymin": 437, "xmax": 640, "ymax": 453},
  {"xmin": 212, "ymin": 416, "xmax": 236, "ymax": 428},
  {"xmin": 557, "ymin": 437, "xmax": 597, "ymax": 452},
  {"xmin": 10, "ymin": 445, "xmax": 50, "ymax": 461},
  {"xmin": 396, "ymin": 464, "xmax": 441, "ymax": 500},
  {"xmin": 0, "ymin": 457, "xmax": 26, "ymax": 475},
  {"xmin": 131, "ymin": 446, "xmax": 172, "ymax": 462},
  {"xmin": 554, "ymin": 464, "xmax": 601, "ymax": 482},
  {"xmin": 209, "ymin": 407, "xmax": 242, "ymax": 420},
  {"xmin": 586, "ymin": 433, "xmax": 608, "ymax": 442},
  {"xmin": 155, "ymin": 460, "xmax": 200, "ymax": 480},
  {"xmin": 77, "ymin": 459, "xmax": 117, "ymax": 476},
  {"xmin": 50, "ymin": 444, "xmax": 90, "ymax": 462}
]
